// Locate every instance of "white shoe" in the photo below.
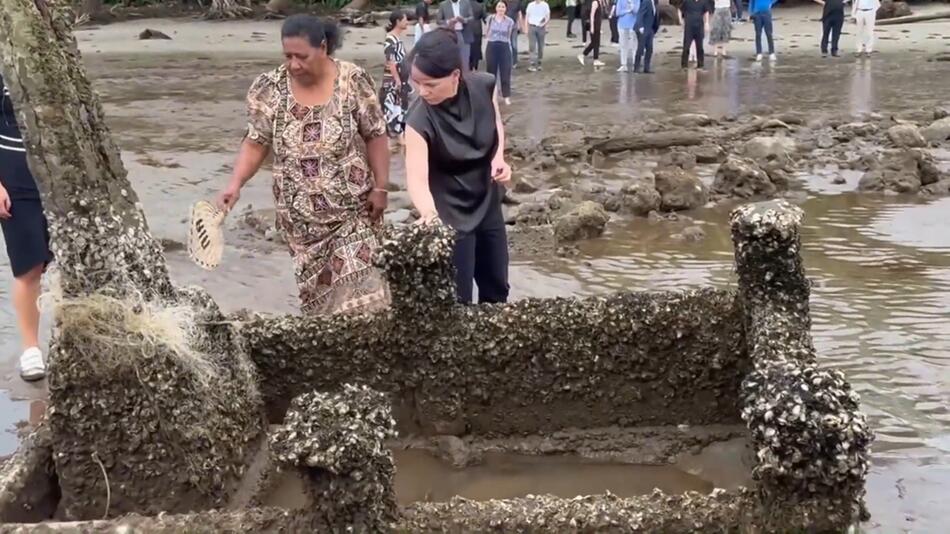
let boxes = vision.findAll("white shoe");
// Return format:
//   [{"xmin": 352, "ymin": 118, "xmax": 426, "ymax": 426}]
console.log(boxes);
[
  {"xmin": 755, "ymin": 54, "xmax": 763, "ymax": 62},
  {"xmin": 769, "ymin": 53, "xmax": 777, "ymax": 61},
  {"xmin": 504, "ymin": 97, "xmax": 511, "ymax": 105},
  {"xmin": 617, "ymin": 65, "xmax": 628, "ymax": 72},
  {"xmin": 577, "ymin": 54, "xmax": 585, "ymax": 66},
  {"xmin": 19, "ymin": 347, "xmax": 46, "ymax": 382},
  {"xmin": 593, "ymin": 59, "xmax": 606, "ymax": 67}
]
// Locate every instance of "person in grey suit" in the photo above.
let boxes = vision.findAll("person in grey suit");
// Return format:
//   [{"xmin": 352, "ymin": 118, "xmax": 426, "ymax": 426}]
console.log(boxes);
[{"xmin": 437, "ymin": 0, "xmax": 475, "ymax": 72}]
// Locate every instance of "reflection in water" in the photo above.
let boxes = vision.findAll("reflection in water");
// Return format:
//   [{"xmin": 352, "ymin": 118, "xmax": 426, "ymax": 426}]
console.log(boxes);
[{"xmin": 850, "ymin": 60, "xmax": 874, "ymax": 116}]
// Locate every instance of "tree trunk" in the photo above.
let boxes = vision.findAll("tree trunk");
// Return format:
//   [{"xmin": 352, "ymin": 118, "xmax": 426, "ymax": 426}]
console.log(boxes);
[
  {"xmin": 0, "ymin": 0, "xmax": 264, "ymax": 520},
  {"xmin": 206, "ymin": 0, "xmax": 253, "ymax": 19}
]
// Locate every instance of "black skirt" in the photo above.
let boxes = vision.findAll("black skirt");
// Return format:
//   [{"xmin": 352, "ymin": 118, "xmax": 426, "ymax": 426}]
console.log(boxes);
[{"xmin": 1, "ymin": 197, "xmax": 52, "ymax": 277}]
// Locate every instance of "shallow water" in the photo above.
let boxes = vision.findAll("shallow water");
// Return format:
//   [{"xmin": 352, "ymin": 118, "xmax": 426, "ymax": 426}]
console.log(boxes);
[
  {"xmin": 0, "ymin": 50, "xmax": 948, "ymax": 532},
  {"xmin": 262, "ymin": 447, "xmax": 741, "ymax": 507}
]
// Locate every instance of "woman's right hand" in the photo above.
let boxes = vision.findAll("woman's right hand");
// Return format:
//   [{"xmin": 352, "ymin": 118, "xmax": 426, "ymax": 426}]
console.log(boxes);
[
  {"xmin": 216, "ymin": 183, "xmax": 241, "ymax": 212},
  {"xmin": 0, "ymin": 184, "xmax": 10, "ymax": 219}
]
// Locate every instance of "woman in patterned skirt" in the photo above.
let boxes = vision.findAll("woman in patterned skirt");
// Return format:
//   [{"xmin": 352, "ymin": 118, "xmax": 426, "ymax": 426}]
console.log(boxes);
[
  {"xmin": 217, "ymin": 15, "xmax": 391, "ymax": 316},
  {"xmin": 380, "ymin": 10, "xmax": 411, "ymax": 148},
  {"xmin": 709, "ymin": 0, "xmax": 734, "ymax": 58}
]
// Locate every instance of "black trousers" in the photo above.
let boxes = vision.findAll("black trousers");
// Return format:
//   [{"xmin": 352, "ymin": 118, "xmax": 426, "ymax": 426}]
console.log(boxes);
[
  {"xmin": 821, "ymin": 12, "xmax": 844, "ymax": 54},
  {"xmin": 682, "ymin": 22, "xmax": 705, "ymax": 68},
  {"xmin": 609, "ymin": 15, "xmax": 619, "ymax": 43},
  {"xmin": 583, "ymin": 17, "xmax": 603, "ymax": 59},
  {"xmin": 568, "ymin": 5, "xmax": 580, "ymax": 36},
  {"xmin": 485, "ymin": 41, "xmax": 513, "ymax": 98},
  {"xmin": 634, "ymin": 27, "xmax": 655, "ymax": 71},
  {"xmin": 452, "ymin": 205, "xmax": 510, "ymax": 304}
]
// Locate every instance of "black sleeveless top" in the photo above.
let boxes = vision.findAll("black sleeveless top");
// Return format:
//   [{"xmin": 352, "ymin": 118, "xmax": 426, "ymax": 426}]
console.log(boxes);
[
  {"xmin": 0, "ymin": 74, "xmax": 39, "ymax": 200},
  {"xmin": 407, "ymin": 72, "xmax": 500, "ymax": 233}
]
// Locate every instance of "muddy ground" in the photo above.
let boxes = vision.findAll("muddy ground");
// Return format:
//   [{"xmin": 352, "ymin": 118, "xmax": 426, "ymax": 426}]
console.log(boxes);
[{"xmin": 1, "ymin": 5, "xmax": 949, "ymax": 533}]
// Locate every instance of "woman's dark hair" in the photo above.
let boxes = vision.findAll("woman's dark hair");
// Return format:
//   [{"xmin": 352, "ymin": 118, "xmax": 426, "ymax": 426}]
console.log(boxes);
[
  {"xmin": 281, "ymin": 15, "xmax": 342, "ymax": 55},
  {"xmin": 385, "ymin": 10, "xmax": 407, "ymax": 32},
  {"xmin": 408, "ymin": 28, "xmax": 461, "ymax": 78}
]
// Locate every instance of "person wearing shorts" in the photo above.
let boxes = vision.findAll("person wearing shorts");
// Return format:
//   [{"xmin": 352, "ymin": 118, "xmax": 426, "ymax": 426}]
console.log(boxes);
[{"xmin": 0, "ymin": 74, "xmax": 53, "ymax": 382}]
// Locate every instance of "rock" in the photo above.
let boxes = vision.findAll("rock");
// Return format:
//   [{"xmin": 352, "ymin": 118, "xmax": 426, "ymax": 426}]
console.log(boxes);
[
  {"xmin": 761, "ymin": 119, "xmax": 792, "ymax": 131},
  {"xmin": 159, "ymin": 238, "xmax": 185, "ymax": 252},
  {"xmin": 817, "ymin": 133, "xmax": 836, "ymax": 149},
  {"xmin": 743, "ymin": 136, "xmax": 797, "ymax": 161},
  {"xmin": 837, "ymin": 122, "xmax": 878, "ymax": 138},
  {"xmin": 513, "ymin": 176, "xmax": 540, "ymax": 194},
  {"xmin": 671, "ymin": 226, "xmax": 706, "ymax": 242},
  {"xmin": 691, "ymin": 144, "xmax": 726, "ymax": 164},
  {"xmin": 658, "ymin": 3, "xmax": 679, "ymax": 25},
  {"xmin": 554, "ymin": 201, "xmax": 609, "ymax": 242},
  {"xmin": 887, "ymin": 124, "xmax": 927, "ymax": 148},
  {"xmin": 671, "ymin": 113, "xmax": 713, "ymax": 127},
  {"xmin": 877, "ymin": 1, "xmax": 912, "ymax": 20},
  {"xmin": 654, "ymin": 167, "xmax": 708, "ymax": 212},
  {"xmin": 857, "ymin": 149, "xmax": 936, "ymax": 194},
  {"xmin": 614, "ymin": 180, "xmax": 662, "ymax": 216},
  {"xmin": 832, "ymin": 176, "xmax": 847, "ymax": 185},
  {"xmin": 507, "ymin": 201, "xmax": 552, "ymax": 226},
  {"xmin": 712, "ymin": 155, "xmax": 780, "ymax": 199},
  {"xmin": 139, "ymin": 29, "xmax": 172, "ymax": 40},
  {"xmin": 921, "ymin": 117, "xmax": 950, "ymax": 143},
  {"xmin": 266, "ymin": 0, "xmax": 292, "ymax": 14},
  {"xmin": 921, "ymin": 179, "xmax": 950, "ymax": 197},
  {"xmin": 658, "ymin": 150, "xmax": 698, "ymax": 170},
  {"xmin": 774, "ymin": 112, "xmax": 806, "ymax": 126}
]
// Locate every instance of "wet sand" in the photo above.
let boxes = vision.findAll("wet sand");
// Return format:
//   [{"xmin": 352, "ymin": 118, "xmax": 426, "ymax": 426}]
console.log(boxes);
[{"xmin": 2, "ymin": 6, "xmax": 950, "ymax": 532}]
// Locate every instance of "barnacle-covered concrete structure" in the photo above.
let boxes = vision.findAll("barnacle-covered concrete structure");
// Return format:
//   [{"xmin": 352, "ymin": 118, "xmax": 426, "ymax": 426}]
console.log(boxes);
[{"xmin": 0, "ymin": 200, "xmax": 874, "ymax": 532}]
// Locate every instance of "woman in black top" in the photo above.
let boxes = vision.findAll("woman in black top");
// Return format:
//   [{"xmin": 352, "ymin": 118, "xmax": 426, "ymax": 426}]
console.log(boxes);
[
  {"xmin": 0, "ymin": 74, "xmax": 53, "ymax": 382},
  {"xmin": 404, "ymin": 29, "xmax": 512, "ymax": 304}
]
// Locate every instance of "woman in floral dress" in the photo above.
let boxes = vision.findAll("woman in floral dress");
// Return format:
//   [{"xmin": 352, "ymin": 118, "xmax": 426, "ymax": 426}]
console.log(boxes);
[
  {"xmin": 217, "ymin": 15, "xmax": 391, "ymax": 315},
  {"xmin": 380, "ymin": 10, "xmax": 411, "ymax": 146}
]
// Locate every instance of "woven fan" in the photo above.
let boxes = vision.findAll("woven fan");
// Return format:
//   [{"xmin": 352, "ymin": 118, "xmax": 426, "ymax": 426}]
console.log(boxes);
[{"xmin": 187, "ymin": 200, "xmax": 227, "ymax": 270}]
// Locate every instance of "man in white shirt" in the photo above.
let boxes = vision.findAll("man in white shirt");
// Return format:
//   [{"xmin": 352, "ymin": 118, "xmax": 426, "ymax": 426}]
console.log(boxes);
[
  {"xmin": 851, "ymin": 0, "xmax": 880, "ymax": 56},
  {"xmin": 525, "ymin": 0, "xmax": 551, "ymax": 71},
  {"xmin": 437, "ymin": 0, "xmax": 475, "ymax": 72}
]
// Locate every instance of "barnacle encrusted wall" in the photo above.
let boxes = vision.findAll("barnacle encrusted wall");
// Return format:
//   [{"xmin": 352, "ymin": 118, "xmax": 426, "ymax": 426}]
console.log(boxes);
[
  {"xmin": 732, "ymin": 200, "xmax": 873, "ymax": 526},
  {"xmin": 242, "ymin": 223, "xmax": 751, "ymax": 436}
]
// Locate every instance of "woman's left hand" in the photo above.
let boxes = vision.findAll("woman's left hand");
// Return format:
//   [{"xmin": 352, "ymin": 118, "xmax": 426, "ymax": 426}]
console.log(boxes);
[
  {"xmin": 491, "ymin": 157, "xmax": 512, "ymax": 186},
  {"xmin": 366, "ymin": 189, "xmax": 387, "ymax": 222}
]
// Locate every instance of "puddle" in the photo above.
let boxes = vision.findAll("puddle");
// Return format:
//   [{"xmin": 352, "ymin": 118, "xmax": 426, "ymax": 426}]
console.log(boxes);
[{"xmin": 263, "ymin": 448, "xmax": 736, "ymax": 508}]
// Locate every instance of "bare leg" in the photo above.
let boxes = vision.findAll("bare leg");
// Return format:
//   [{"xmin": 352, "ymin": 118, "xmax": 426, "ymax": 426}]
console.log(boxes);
[{"xmin": 13, "ymin": 264, "xmax": 43, "ymax": 349}]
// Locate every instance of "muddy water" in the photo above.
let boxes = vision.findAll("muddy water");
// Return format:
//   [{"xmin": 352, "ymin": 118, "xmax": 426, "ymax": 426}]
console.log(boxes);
[
  {"xmin": 263, "ymin": 448, "xmax": 721, "ymax": 507},
  {"xmin": 0, "ymin": 51, "xmax": 948, "ymax": 532}
]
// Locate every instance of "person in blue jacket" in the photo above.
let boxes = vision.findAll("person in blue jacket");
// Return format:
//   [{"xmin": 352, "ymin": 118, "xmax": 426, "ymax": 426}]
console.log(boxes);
[
  {"xmin": 749, "ymin": 0, "xmax": 777, "ymax": 61},
  {"xmin": 633, "ymin": 0, "xmax": 659, "ymax": 73}
]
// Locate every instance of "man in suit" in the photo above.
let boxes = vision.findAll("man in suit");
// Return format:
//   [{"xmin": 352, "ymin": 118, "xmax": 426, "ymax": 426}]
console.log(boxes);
[
  {"xmin": 633, "ymin": 0, "xmax": 659, "ymax": 73},
  {"xmin": 437, "ymin": 0, "xmax": 475, "ymax": 72}
]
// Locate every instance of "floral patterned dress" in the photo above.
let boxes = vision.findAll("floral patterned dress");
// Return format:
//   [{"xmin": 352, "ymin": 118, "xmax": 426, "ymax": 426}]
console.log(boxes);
[{"xmin": 245, "ymin": 60, "xmax": 389, "ymax": 315}]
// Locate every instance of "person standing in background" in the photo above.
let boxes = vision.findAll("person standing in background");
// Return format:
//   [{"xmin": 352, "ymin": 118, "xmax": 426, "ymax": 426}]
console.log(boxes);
[
  {"xmin": 732, "ymin": 0, "xmax": 743, "ymax": 22},
  {"xmin": 470, "ymin": 0, "xmax": 487, "ymax": 70},
  {"xmin": 634, "ymin": 0, "xmax": 659, "ymax": 73},
  {"xmin": 525, "ymin": 0, "xmax": 551, "ymax": 72},
  {"xmin": 578, "ymin": 0, "xmax": 606, "ymax": 67},
  {"xmin": 0, "ymin": 74, "xmax": 53, "ymax": 382},
  {"xmin": 615, "ymin": 0, "xmax": 639, "ymax": 72},
  {"xmin": 380, "ymin": 10, "xmax": 411, "ymax": 147},
  {"xmin": 609, "ymin": 0, "xmax": 621, "ymax": 47},
  {"xmin": 679, "ymin": 0, "xmax": 711, "ymax": 69},
  {"xmin": 566, "ymin": 0, "xmax": 579, "ymax": 38},
  {"xmin": 506, "ymin": 0, "xmax": 526, "ymax": 69},
  {"xmin": 485, "ymin": 0, "xmax": 516, "ymax": 104},
  {"xmin": 415, "ymin": 0, "xmax": 434, "ymax": 44},
  {"xmin": 749, "ymin": 0, "xmax": 777, "ymax": 61},
  {"xmin": 852, "ymin": 0, "xmax": 880, "ymax": 57},
  {"xmin": 437, "ymin": 0, "xmax": 475, "ymax": 72},
  {"xmin": 815, "ymin": 0, "xmax": 845, "ymax": 57},
  {"xmin": 581, "ymin": 0, "xmax": 593, "ymax": 43},
  {"xmin": 709, "ymin": 0, "xmax": 734, "ymax": 58}
]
